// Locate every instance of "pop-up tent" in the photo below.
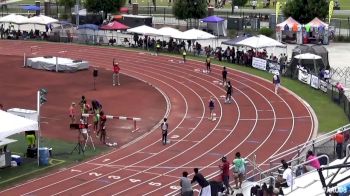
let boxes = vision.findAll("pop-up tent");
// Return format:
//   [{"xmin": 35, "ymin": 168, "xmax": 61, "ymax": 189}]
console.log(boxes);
[
  {"xmin": 221, "ymin": 35, "xmax": 251, "ymax": 46},
  {"xmin": 100, "ymin": 21, "xmax": 129, "ymax": 30},
  {"xmin": 276, "ymin": 17, "xmax": 302, "ymax": 44},
  {"xmin": 200, "ymin": 15, "xmax": 226, "ymax": 36},
  {"xmin": 173, "ymin": 28, "xmax": 216, "ymax": 40},
  {"xmin": 0, "ymin": 110, "xmax": 38, "ymax": 140},
  {"xmin": 235, "ymin": 34, "xmax": 286, "ymax": 49},
  {"xmin": 127, "ymin": 25, "xmax": 158, "ymax": 35},
  {"xmin": 289, "ymin": 45, "xmax": 329, "ymax": 77},
  {"xmin": 304, "ymin": 17, "xmax": 329, "ymax": 45},
  {"xmin": 156, "ymin": 27, "xmax": 182, "ymax": 37},
  {"xmin": 27, "ymin": 15, "xmax": 58, "ymax": 25},
  {"xmin": 0, "ymin": 14, "xmax": 29, "ymax": 24}
]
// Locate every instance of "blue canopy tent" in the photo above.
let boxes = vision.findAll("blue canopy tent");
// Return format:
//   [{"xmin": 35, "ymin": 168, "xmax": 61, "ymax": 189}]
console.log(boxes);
[
  {"xmin": 22, "ymin": 5, "xmax": 41, "ymax": 11},
  {"xmin": 200, "ymin": 15, "xmax": 226, "ymax": 36},
  {"xmin": 77, "ymin": 24, "xmax": 99, "ymax": 44}
]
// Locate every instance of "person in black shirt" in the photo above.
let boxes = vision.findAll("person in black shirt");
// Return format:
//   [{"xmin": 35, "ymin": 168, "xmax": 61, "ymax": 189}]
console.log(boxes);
[
  {"xmin": 225, "ymin": 81, "xmax": 232, "ymax": 104},
  {"xmin": 222, "ymin": 67, "xmax": 227, "ymax": 86},
  {"xmin": 191, "ymin": 168, "xmax": 211, "ymax": 196}
]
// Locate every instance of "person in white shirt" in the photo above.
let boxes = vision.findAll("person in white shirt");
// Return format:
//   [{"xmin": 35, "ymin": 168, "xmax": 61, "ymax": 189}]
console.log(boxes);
[
  {"xmin": 276, "ymin": 162, "xmax": 293, "ymax": 187},
  {"xmin": 180, "ymin": 171, "xmax": 193, "ymax": 196}
]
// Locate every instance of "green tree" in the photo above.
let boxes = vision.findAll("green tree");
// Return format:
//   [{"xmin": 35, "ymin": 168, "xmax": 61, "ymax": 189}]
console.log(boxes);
[
  {"xmin": 58, "ymin": 0, "xmax": 75, "ymax": 16},
  {"xmin": 232, "ymin": 0, "xmax": 248, "ymax": 6},
  {"xmin": 84, "ymin": 0, "xmax": 126, "ymax": 16},
  {"xmin": 173, "ymin": 0, "xmax": 207, "ymax": 28},
  {"xmin": 283, "ymin": 0, "xmax": 328, "ymax": 23}
]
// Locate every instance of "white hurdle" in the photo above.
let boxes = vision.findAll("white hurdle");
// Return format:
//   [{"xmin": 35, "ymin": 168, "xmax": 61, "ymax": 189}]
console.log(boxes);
[{"xmin": 82, "ymin": 113, "xmax": 141, "ymax": 132}]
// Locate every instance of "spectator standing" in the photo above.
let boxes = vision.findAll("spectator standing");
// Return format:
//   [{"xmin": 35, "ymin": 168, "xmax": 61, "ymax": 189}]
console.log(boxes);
[
  {"xmin": 191, "ymin": 168, "xmax": 211, "ymax": 196},
  {"xmin": 222, "ymin": 67, "xmax": 227, "ymax": 86},
  {"xmin": 219, "ymin": 156, "xmax": 233, "ymax": 195},
  {"xmin": 304, "ymin": 150, "xmax": 321, "ymax": 172},
  {"xmin": 180, "ymin": 171, "xmax": 193, "ymax": 196},
  {"xmin": 232, "ymin": 152, "xmax": 245, "ymax": 189},
  {"xmin": 113, "ymin": 58, "xmax": 121, "ymax": 86},
  {"xmin": 273, "ymin": 73, "xmax": 281, "ymax": 94},
  {"xmin": 161, "ymin": 118, "xmax": 169, "ymax": 145},
  {"xmin": 332, "ymin": 130, "xmax": 345, "ymax": 159},
  {"xmin": 252, "ymin": 0, "xmax": 257, "ymax": 9},
  {"xmin": 209, "ymin": 97, "xmax": 215, "ymax": 121},
  {"xmin": 69, "ymin": 102, "xmax": 76, "ymax": 124}
]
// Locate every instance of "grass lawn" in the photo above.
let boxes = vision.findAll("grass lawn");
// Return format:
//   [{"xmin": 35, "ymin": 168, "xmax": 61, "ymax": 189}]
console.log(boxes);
[{"xmin": 0, "ymin": 134, "xmax": 109, "ymax": 189}]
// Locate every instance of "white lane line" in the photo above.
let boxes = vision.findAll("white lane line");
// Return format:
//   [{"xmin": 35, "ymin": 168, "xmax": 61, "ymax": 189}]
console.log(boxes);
[{"xmin": 239, "ymin": 116, "xmax": 311, "ymax": 121}]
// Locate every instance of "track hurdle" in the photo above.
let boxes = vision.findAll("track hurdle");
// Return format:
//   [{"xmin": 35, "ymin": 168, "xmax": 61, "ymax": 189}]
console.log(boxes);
[{"xmin": 82, "ymin": 113, "xmax": 141, "ymax": 132}]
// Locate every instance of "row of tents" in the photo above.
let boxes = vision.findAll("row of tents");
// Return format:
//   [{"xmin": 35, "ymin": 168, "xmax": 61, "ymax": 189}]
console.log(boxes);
[{"xmin": 0, "ymin": 14, "xmax": 58, "ymax": 25}]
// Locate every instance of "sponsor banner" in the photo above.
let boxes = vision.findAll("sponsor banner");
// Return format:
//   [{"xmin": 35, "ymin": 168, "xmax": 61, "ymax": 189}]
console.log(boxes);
[
  {"xmin": 310, "ymin": 75, "xmax": 319, "ymax": 89},
  {"xmin": 298, "ymin": 69, "xmax": 311, "ymax": 84},
  {"xmin": 252, "ymin": 57, "xmax": 267, "ymax": 71},
  {"xmin": 319, "ymin": 80, "xmax": 328, "ymax": 93}
]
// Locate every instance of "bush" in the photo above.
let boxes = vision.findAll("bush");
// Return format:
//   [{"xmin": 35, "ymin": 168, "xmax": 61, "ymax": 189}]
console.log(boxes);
[{"xmin": 259, "ymin": 27, "xmax": 274, "ymax": 37}]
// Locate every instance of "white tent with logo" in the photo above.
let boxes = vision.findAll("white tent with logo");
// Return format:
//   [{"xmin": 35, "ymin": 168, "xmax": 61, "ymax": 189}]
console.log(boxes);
[{"xmin": 0, "ymin": 110, "xmax": 38, "ymax": 140}]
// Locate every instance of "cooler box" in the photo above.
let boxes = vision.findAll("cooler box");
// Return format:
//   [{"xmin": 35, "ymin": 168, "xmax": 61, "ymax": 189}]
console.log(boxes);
[
  {"xmin": 11, "ymin": 155, "xmax": 22, "ymax": 166},
  {"xmin": 39, "ymin": 147, "xmax": 49, "ymax": 166}
]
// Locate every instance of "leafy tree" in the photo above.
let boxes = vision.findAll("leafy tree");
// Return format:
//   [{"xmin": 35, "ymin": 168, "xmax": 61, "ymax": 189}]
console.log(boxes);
[
  {"xmin": 84, "ymin": 0, "xmax": 126, "ymax": 16},
  {"xmin": 283, "ymin": 0, "xmax": 328, "ymax": 23},
  {"xmin": 232, "ymin": 0, "xmax": 248, "ymax": 6},
  {"xmin": 173, "ymin": 0, "xmax": 207, "ymax": 20},
  {"xmin": 58, "ymin": 0, "xmax": 75, "ymax": 15}
]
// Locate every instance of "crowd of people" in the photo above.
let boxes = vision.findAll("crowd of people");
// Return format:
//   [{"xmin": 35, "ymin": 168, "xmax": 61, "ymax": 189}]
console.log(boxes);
[
  {"xmin": 69, "ymin": 95, "xmax": 108, "ymax": 145},
  {"xmin": 179, "ymin": 151, "xmax": 246, "ymax": 196}
]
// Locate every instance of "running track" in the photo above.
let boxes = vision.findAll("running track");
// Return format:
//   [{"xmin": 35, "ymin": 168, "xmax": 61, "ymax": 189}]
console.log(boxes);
[{"xmin": 0, "ymin": 40, "xmax": 316, "ymax": 195}]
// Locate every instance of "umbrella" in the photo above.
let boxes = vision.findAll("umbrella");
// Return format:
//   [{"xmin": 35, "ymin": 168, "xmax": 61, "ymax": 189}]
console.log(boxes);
[
  {"xmin": 294, "ymin": 53, "xmax": 322, "ymax": 60},
  {"xmin": 22, "ymin": 5, "xmax": 41, "ymax": 11}
]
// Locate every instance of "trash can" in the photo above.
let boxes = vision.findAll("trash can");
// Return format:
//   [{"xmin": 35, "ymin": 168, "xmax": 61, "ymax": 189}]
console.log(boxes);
[{"xmin": 39, "ymin": 147, "xmax": 49, "ymax": 166}]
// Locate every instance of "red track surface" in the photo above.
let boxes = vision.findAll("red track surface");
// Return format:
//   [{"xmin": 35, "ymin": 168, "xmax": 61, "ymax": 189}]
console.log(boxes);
[{"xmin": 0, "ymin": 40, "xmax": 315, "ymax": 195}]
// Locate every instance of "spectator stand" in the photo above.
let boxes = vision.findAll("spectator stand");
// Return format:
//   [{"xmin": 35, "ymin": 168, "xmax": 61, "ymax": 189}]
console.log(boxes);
[{"xmin": 238, "ymin": 124, "xmax": 350, "ymax": 195}]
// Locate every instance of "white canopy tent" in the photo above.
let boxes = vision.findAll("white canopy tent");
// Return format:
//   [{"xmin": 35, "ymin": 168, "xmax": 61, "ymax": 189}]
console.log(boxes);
[
  {"xmin": 26, "ymin": 15, "xmax": 58, "ymax": 25},
  {"xmin": 173, "ymin": 28, "xmax": 216, "ymax": 40},
  {"xmin": 294, "ymin": 53, "xmax": 322, "ymax": 60},
  {"xmin": 235, "ymin": 35, "xmax": 286, "ymax": 49},
  {"xmin": 0, "ymin": 14, "xmax": 29, "ymax": 24},
  {"xmin": 127, "ymin": 25, "xmax": 159, "ymax": 36},
  {"xmin": 156, "ymin": 27, "xmax": 182, "ymax": 37},
  {"xmin": 0, "ymin": 110, "xmax": 38, "ymax": 140}
]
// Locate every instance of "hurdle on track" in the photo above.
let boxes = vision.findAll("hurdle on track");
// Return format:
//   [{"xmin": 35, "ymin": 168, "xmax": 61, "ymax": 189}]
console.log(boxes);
[{"xmin": 82, "ymin": 113, "xmax": 141, "ymax": 132}]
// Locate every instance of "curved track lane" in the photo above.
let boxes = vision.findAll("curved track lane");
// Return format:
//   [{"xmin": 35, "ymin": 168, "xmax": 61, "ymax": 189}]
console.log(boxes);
[{"xmin": 0, "ymin": 40, "xmax": 315, "ymax": 195}]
